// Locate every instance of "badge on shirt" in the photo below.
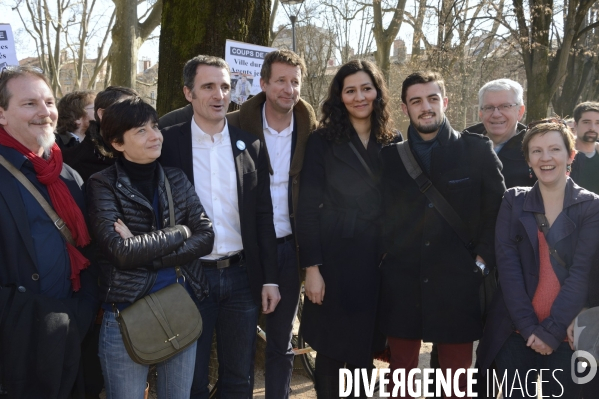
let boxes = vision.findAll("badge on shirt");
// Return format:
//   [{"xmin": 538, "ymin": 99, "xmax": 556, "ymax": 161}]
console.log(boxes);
[{"xmin": 236, "ymin": 140, "xmax": 246, "ymax": 151}]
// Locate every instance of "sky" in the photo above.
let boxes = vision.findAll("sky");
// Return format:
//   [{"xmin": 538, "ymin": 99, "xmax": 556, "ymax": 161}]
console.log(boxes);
[{"xmin": 0, "ymin": 0, "xmax": 160, "ymax": 68}]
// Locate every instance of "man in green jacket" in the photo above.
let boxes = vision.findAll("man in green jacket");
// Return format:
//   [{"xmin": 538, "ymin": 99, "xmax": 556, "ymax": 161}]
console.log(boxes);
[{"xmin": 228, "ymin": 49, "xmax": 317, "ymax": 399}]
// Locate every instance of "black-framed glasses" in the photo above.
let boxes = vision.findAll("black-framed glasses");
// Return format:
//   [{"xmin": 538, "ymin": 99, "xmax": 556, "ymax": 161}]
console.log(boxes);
[
  {"xmin": 527, "ymin": 117, "xmax": 568, "ymax": 130},
  {"xmin": 480, "ymin": 103, "xmax": 519, "ymax": 114}
]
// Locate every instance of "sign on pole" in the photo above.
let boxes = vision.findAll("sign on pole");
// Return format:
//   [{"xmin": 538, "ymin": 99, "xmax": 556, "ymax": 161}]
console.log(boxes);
[
  {"xmin": 0, "ymin": 24, "xmax": 19, "ymax": 70},
  {"xmin": 225, "ymin": 39, "xmax": 276, "ymax": 105}
]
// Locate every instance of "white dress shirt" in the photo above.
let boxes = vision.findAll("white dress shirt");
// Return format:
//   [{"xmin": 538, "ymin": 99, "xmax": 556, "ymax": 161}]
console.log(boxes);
[
  {"xmin": 262, "ymin": 105, "xmax": 293, "ymax": 239},
  {"xmin": 191, "ymin": 118, "xmax": 243, "ymax": 259}
]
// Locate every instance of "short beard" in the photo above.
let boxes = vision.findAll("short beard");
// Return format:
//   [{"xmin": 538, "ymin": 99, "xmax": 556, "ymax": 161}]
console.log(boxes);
[
  {"xmin": 582, "ymin": 131, "xmax": 598, "ymax": 143},
  {"xmin": 36, "ymin": 131, "xmax": 56, "ymax": 154},
  {"xmin": 412, "ymin": 117, "xmax": 442, "ymax": 134}
]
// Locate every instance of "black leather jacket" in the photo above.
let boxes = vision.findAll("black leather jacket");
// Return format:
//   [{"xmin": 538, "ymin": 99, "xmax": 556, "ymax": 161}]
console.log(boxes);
[{"xmin": 86, "ymin": 161, "xmax": 214, "ymax": 304}]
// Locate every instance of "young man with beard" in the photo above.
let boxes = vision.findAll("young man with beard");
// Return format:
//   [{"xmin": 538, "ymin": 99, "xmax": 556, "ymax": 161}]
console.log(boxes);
[
  {"xmin": 0, "ymin": 66, "xmax": 98, "ymax": 397},
  {"xmin": 570, "ymin": 101, "xmax": 599, "ymax": 194},
  {"xmin": 378, "ymin": 71, "xmax": 505, "ymax": 397}
]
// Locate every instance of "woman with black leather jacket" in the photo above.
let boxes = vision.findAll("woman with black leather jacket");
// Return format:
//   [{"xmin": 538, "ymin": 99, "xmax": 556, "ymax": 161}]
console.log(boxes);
[{"xmin": 86, "ymin": 97, "xmax": 214, "ymax": 399}]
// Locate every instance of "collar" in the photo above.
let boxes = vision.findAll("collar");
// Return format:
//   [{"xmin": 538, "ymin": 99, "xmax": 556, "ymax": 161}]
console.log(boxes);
[
  {"xmin": 262, "ymin": 103, "xmax": 294, "ymax": 137},
  {"xmin": 114, "ymin": 158, "xmax": 165, "ymax": 193},
  {"xmin": 580, "ymin": 142, "xmax": 599, "ymax": 158},
  {"xmin": 0, "ymin": 144, "xmax": 28, "ymax": 170},
  {"xmin": 522, "ymin": 177, "xmax": 596, "ymax": 213},
  {"xmin": 191, "ymin": 117, "xmax": 229, "ymax": 144}
]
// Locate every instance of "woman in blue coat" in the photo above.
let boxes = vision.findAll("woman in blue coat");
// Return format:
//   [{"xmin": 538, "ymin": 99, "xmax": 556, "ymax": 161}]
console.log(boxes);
[{"xmin": 477, "ymin": 119, "xmax": 599, "ymax": 398}]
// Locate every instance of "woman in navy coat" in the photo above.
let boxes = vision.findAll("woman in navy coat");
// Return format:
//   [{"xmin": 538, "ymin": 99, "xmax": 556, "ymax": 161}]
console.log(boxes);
[
  {"xmin": 296, "ymin": 60, "xmax": 398, "ymax": 398},
  {"xmin": 477, "ymin": 119, "xmax": 599, "ymax": 398}
]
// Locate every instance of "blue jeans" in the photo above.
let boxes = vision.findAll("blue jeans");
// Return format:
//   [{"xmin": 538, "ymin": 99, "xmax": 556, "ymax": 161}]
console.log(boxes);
[
  {"xmin": 264, "ymin": 239, "xmax": 300, "ymax": 399},
  {"xmin": 99, "ymin": 310, "xmax": 196, "ymax": 399},
  {"xmin": 191, "ymin": 262, "xmax": 259, "ymax": 399},
  {"xmin": 494, "ymin": 332, "xmax": 581, "ymax": 399}
]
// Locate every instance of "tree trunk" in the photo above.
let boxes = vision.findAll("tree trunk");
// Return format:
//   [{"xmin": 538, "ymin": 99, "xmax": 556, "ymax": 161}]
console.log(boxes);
[
  {"xmin": 411, "ymin": 0, "xmax": 427, "ymax": 58},
  {"xmin": 110, "ymin": 0, "xmax": 138, "ymax": 88},
  {"xmin": 156, "ymin": 0, "xmax": 270, "ymax": 116},
  {"xmin": 513, "ymin": 0, "xmax": 597, "ymax": 122},
  {"xmin": 109, "ymin": 0, "xmax": 162, "ymax": 89},
  {"xmin": 372, "ymin": 0, "xmax": 407, "ymax": 85}
]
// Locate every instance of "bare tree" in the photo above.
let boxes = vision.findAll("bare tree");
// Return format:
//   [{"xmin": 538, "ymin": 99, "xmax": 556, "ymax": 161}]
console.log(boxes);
[
  {"xmin": 13, "ymin": 0, "xmax": 115, "ymax": 95},
  {"xmin": 372, "ymin": 0, "xmax": 408, "ymax": 83},
  {"xmin": 323, "ymin": 0, "xmax": 374, "ymax": 65},
  {"xmin": 108, "ymin": 0, "xmax": 162, "ymax": 88},
  {"xmin": 506, "ymin": 0, "xmax": 598, "ymax": 121},
  {"xmin": 552, "ymin": 2, "xmax": 599, "ymax": 115}
]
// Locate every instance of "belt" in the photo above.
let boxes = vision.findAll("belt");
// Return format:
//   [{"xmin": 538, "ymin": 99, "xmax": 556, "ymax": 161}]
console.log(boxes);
[
  {"xmin": 277, "ymin": 235, "xmax": 294, "ymax": 245},
  {"xmin": 202, "ymin": 251, "xmax": 244, "ymax": 269}
]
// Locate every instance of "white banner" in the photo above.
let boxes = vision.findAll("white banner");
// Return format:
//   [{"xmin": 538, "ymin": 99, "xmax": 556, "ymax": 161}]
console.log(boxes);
[
  {"xmin": 0, "ymin": 24, "xmax": 19, "ymax": 70},
  {"xmin": 225, "ymin": 39, "xmax": 276, "ymax": 105}
]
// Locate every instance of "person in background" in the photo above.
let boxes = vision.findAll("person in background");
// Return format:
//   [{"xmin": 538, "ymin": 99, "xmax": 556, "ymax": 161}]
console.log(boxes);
[
  {"xmin": 227, "ymin": 49, "xmax": 317, "ymax": 399},
  {"xmin": 570, "ymin": 101, "xmax": 599, "ymax": 194},
  {"xmin": 86, "ymin": 97, "xmax": 214, "ymax": 398},
  {"xmin": 464, "ymin": 79, "xmax": 534, "ymax": 189},
  {"xmin": 296, "ymin": 59, "xmax": 397, "ymax": 398},
  {"xmin": 62, "ymin": 86, "xmax": 138, "ymax": 182},
  {"xmin": 55, "ymin": 90, "xmax": 96, "ymax": 150},
  {"xmin": 477, "ymin": 119, "xmax": 599, "ymax": 398}
]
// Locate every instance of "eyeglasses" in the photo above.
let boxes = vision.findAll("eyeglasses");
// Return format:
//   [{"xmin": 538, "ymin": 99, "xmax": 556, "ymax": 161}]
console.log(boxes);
[
  {"xmin": 0, "ymin": 65, "xmax": 44, "ymax": 79},
  {"xmin": 527, "ymin": 117, "xmax": 568, "ymax": 130},
  {"xmin": 480, "ymin": 103, "xmax": 519, "ymax": 114}
]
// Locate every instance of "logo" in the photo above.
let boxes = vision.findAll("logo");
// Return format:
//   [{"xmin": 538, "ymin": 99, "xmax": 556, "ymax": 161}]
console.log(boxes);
[{"xmin": 571, "ymin": 350, "xmax": 597, "ymax": 385}]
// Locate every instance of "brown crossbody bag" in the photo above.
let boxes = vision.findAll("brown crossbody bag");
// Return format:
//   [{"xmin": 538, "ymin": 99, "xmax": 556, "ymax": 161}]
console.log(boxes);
[{"xmin": 114, "ymin": 173, "xmax": 203, "ymax": 365}]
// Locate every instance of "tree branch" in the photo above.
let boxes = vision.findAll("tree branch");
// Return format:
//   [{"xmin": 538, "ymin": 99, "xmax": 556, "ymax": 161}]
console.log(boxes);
[{"xmin": 139, "ymin": 0, "xmax": 162, "ymax": 40}]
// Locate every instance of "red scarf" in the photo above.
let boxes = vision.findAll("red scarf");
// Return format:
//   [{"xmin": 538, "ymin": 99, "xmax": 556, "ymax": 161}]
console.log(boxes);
[{"xmin": 0, "ymin": 127, "xmax": 91, "ymax": 291}]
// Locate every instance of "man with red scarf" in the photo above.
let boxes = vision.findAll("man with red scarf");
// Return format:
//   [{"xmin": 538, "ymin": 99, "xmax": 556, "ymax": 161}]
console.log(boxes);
[{"xmin": 0, "ymin": 66, "xmax": 98, "ymax": 398}]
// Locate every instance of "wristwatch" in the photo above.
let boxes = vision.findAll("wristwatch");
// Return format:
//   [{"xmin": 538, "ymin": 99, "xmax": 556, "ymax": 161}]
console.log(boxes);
[{"xmin": 476, "ymin": 260, "xmax": 489, "ymax": 276}]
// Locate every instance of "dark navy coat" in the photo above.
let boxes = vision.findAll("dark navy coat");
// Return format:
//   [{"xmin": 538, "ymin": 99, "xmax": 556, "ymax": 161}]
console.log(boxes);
[
  {"xmin": 378, "ymin": 121, "xmax": 506, "ymax": 343},
  {"xmin": 477, "ymin": 179, "xmax": 599, "ymax": 369}
]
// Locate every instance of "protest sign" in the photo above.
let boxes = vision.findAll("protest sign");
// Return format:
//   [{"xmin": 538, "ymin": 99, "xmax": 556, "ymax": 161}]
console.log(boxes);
[
  {"xmin": 0, "ymin": 24, "xmax": 19, "ymax": 70},
  {"xmin": 225, "ymin": 39, "xmax": 276, "ymax": 105}
]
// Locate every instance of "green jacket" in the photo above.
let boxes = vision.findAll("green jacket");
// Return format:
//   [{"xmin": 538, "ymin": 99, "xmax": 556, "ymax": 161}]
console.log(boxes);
[{"xmin": 226, "ymin": 92, "xmax": 317, "ymax": 241}]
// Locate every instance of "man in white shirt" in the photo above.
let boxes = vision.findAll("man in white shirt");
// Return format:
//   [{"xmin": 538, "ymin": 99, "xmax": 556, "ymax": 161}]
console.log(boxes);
[
  {"xmin": 160, "ymin": 55, "xmax": 280, "ymax": 399},
  {"xmin": 227, "ymin": 49, "xmax": 317, "ymax": 399}
]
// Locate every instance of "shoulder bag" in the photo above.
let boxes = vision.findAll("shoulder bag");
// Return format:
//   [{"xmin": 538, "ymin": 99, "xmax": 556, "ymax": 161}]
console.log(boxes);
[
  {"xmin": 115, "ymin": 174, "xmax": 203, "ymax": 365},
  {"xmin": 394, "ymin": 142, "xmax": 496, "ymax": 317}
]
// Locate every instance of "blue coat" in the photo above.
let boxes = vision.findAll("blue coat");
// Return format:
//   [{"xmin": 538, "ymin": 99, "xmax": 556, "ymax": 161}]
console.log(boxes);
[
  {"xmin": 477, "ymin": 178, "xmax": 599, "ymax": 369},
  {"xmin": 0, "ymin": 144, "xmax": 98, "ymax": 397}
]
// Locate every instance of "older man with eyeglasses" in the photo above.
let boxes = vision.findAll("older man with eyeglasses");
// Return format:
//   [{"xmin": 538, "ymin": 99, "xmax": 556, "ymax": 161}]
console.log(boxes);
[{"xmin": 464, "ymin": 78, "xmax": 536, "ymax": 189}]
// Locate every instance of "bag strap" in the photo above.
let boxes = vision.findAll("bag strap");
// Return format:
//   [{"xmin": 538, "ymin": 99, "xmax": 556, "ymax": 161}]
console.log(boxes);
[
  {"xmin": 144, "ymin": 292, "xmax": 181, "ymax": 349},
  {"xmin": 163, "ymin": 172, "xmax": 186, "ymax": 284},
  {"xmin": 348, "ymin": 142, "xmax": 376, "ymax": 181},
  {"xmin": 163, "ymin": 172, "xmax": 175, "ymax": 228},
  {"xmin": 396, "ymin": 142, "xmax": 474, "ymax": 249},
  {"xmin": 0, "ymin": 154, "xmax": 76, "ymax": 246},
  {"xmin": 533, "ymin": 213, "xmax": 568, "ymax": 269}
]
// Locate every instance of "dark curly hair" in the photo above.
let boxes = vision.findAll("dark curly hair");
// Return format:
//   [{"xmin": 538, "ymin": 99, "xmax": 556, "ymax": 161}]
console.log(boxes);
[{"xmin": 319, "ymin": 60, "xmax": 394, "ymax": 145}]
